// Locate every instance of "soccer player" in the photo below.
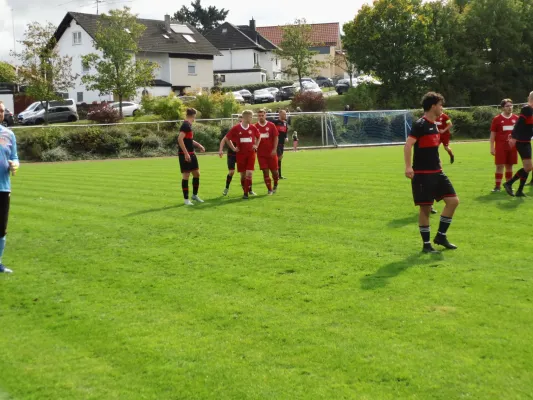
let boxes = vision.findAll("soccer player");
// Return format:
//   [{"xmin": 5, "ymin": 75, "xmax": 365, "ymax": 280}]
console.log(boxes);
[
  {"xmin": 219, "ymin": 116, "xmax": 239, "ymax": 196},
  {"xmin": 178, "ymin": 108, "xmax": 206, "ymax": 206},
  {"xmin": 490, "ymin": 99, "xmax": 518, "ymax": 192},
  {"xmin": 255, "ymin": 109, "xmax": 279, "ymax": 195},
  {"xmin": 225, "ymin": 110, "xmax": 261, "ymax": 199},
  {"xmin": 273, "ymin": 109, "xmax": 289, "ymax": 179},
  {"xmin": 404, "ymin": 92, "xmax": 460, "ymax": 253},
  {"xmin": 436, "ymin": 111, "xmax": 454, "ymax": 163},
  {"xmin": 0, "ymin": 101, "xmax": 19, "ymax": 273},
  {"xmin": 292, "ymin": 131, "xmax": 299, "ymax": 152},
  {"xmin": 504, "ymin": 92, "xmax": 533, "ymax": 197}
]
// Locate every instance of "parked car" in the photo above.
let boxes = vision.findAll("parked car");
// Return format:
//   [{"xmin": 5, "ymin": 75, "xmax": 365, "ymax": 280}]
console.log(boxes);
[
  {"xmin": 238, "ymin": 89, "xmax": 253, "ymax": 103},
  {"xmin": 265, "ymin": 87, "xmax": 280, "ymax": 97},
  {"xmin": 316, "ymin": 76, "xmax": 334, "ymax": 87},
  {"xmin": 295, "ymin": 82, "xmax": 323, "ymax": 95},
  {"xmin": 22, "ymin": 106, "xmax": 78, "ymax": 125},
  {"xmin": 1, "ymin": 109, "xmax": 15, "ymax": 127},
  {"xmin": 252, "ymin": 89, "xmax": 275, "ymax": 104},
  {"xmin": 276, "ymin": 85, "xmax": 297, "ymax": 101},
  {"xmin": 298, "ymin": 77, "xmax": 317, "ymax": 85},
  {"xmin": 335, "ymin": 79, "xmax": 355, "ymax": 95},
  {"xmin": 110, "ymin": 101, "xmax": 140, "ymax": 117},
  {"xmin": 227, "ymin": 91, "xmax": 245, "ymax": 104}
]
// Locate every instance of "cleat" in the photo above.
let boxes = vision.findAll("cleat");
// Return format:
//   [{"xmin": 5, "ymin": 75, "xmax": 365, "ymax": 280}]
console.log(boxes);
[
  {"xmin": 0, "ymin": 264, "xmax": 12, "ymax": 273},
  {"xmin": 223, "ymin": 188, "xmax": 229, "ymax": 196},
  {"xmin": 273, "ymin": 186, "xmax": 277, "ymax": 194},
  {"xmin": 267, "ymin": 190, "xmax": 273, "ymax": 196},
  {"xmin": 192, "ymin": 195, "xmax": 204, "ymax": 203},
  {"xmin": 184, "ymin": 199, "xmax": 194, "ymax": 206},
  {"xmin": 491, "ymin": 187, "xmax": 501, "ymax": 193},
  {"xmin": 242, "ymin": 194, "xmax": 249, "ymax": 200},
  {"xmin": 422, "ymin": 244, "xmax": 440, "ymax": 254},
  {"xmin": 503, "ymin": 181, "xmax": 515, "ymax": 197},
  {"xmin": 248, "ymin": 190, "xmax": 257, "ymax": 196},
  {"xmin": 450, "ymin": 154, "xmax": 455, "ymax": 164},
  {"xmin": 431, "ymin": 207, "xmax": 438, "ymax": 214},
  {"xmin": 434, "ymin": 234, "xmax": 457, "ymax": 250},
  {"xmin": 515, "ymin": 191, "xmax": 527, "ymax": 197}
]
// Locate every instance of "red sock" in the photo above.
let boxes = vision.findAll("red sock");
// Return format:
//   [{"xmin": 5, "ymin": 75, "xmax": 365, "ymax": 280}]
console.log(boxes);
[
  {"xmin": 241, "ymin": 176, "xmax": 245, "ymax": 190},
  {"xmin": 495, "ymin": 173, "xmax": 503, "ymax": 188},
  {"xmin": 264, "ymin": 176, "xmax": 272, "ymax": 191},
  {"xmin": 505, "ymin": 171, "xmax": 513, "ymax": 181},
  {"xmin": 245, "ymin": 177, "xmax": 252, "ymax": 194},
  {"xmin": 273, "ymin": 172, "xmax": 279, "ymax": 187}
]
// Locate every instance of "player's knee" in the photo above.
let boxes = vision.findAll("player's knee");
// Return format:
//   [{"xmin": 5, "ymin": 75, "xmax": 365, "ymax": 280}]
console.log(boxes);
[
  {"xmin": 182, "ymin": 173, "xmax": 190, "ymax": 180},
  {"xmin": 448, "ymin": 196, "xmax": 460, "ymax": 208},
  {"xmin": 262, "ymin": 170, "xmax": 269, "ymax": 177},
  {"xmin": 229, "ymin": 170, "xmax": 235, "ymax": 176}
]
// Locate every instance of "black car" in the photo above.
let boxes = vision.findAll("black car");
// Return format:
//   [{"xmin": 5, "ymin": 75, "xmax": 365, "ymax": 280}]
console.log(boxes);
[
  {"xmin": 1, "ymin": 109, "xmax": 15, "ymax": 127},
  {"xmin": 316, "ymin": 76, "xmax": 334, "ymax": 87},
  {"xmin": 335, "ymin": 79, "xmax": 354, "ymax": 95},
  {"xmin": 276, "ymin": 86, "xmax": 297, "ymax": 101}
]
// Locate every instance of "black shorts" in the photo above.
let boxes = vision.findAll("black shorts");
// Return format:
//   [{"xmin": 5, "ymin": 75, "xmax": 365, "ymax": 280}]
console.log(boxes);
[
  {"xmin": 227, "ymin": 153, "xmax": 237, "ymax": 170},
  {"xmin": 515, "ymin": 141, "xmax": 532, "ymax": 161},
  {"xmin": 179, "ymin": 153, "xmax": 199, "ymax": 173},
  {"xmin": 277, "ymin": 144, "xmax": 285, "ymax": 156},
  {"xmin": 412, "ymin": 172, "xmax": 456, "ymax": 206}
]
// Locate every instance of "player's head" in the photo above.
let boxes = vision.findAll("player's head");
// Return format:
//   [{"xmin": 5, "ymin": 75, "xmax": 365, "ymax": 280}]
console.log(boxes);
[
  {"xmin": 421, "ymin": 92, "xmax": 444, "ymax": 118},
  {"xmin": 500, "ymin": 98, "xmax": 513, "ymax": 115},
  {"xmin": 257, "ymin": 109, "xmax": 267, "ymax": 123},
  {"xmin": 279, "ymin": 109, "xmax": 287, "ymax": 120},
  {"xmin": 186, "ymin": 108, "xmax": 197, "ymax": 122},
  {"xmin": 528, "ymin": 91, "xmax": 533, "ymax": 106},
  {"xmin": 0, "ymin": 101, "xmax": 4, "ymax": 124},
  {"xmin": 242, "ymin": 110, "xmax": 253, "ymax": 124}
]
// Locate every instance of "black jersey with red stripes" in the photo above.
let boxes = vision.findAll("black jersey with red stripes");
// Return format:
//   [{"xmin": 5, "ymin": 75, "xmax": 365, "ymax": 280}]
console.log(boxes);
[
  {"xmin": 511, "ymin": 105, "xmax": 533, "ymax": 142},
  {"xmin": 273, "ymin": 119, "xmax": 288, "ymax": 142},
  {"xmin": 409, "ymin": 117, "xmax": 442, "ymax": 173},
  {"xmin": 179, "ymin": 121, "xmax": 194, "ymax": 153}
]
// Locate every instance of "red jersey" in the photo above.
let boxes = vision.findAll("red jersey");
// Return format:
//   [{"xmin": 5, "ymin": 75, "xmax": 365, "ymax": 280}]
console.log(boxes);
[
  {"xmin": 226, "ymin": 123, "xmax": 260, "ymax": 154},
  {"xmin": 491, "ymin": 113, "xmax": 518, "ymax": 143},
  {"xmin": 435, "ymin": 113, "xmax": 452, "ymax": 134},
  {"xmin": 255, "ymin": 121, "xmax": 279, "ymax": 157}
]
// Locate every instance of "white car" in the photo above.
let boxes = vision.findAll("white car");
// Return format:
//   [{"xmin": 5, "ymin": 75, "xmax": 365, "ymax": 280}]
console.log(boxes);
[
  {"xmin": 252, "ymin": 89, "xmax": 275, "ymax": 104},
  {"xmin": 294, "ymin": 82, "xmax": 323, "ymax": 95},
  {"xmin": 226, "ymin": 91, "xmax": 245, "ymax": 103},
  {"xmin": 111, "ymin": 101, "xmax": 140, "ymax": 116}
]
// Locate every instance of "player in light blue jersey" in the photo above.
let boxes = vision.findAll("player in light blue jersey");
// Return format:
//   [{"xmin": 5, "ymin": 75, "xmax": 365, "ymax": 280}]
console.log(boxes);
[{"xmin": 0, "ymin": 101, "xmax": 19, "ymax": 273}]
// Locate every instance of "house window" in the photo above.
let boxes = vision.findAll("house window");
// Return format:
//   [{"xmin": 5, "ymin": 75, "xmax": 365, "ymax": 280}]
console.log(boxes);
[
  {"xmin": 220, "ymin": 75, "xmax": 226, "ymax": 82},
  {"xmin": 253, "ymin": 53, "xmax": 258, "ymax": 66},
  {"xmin": 73, "ymin": 32, "xmax": 82, "ymax": 45},
  {"xmin": 82, "ymin": 60, "xmax": 89, "ymax": 73},
  {"xmin": 275, "ymin": 57, "xmax": 278, "ymax": 66},
  {"xmin": 188, "ymin": 62, "xmax": 196, "ymax": 75},
  {"xmin": 222, "ymin": 28, "xmax": 227, "ymax": 34},
  {"xmin": 261, "ymin": 74, "xmax": 265, "ymax": 82},
  {"xmin": 183, "ymin": 34, "xmax": 196, "ymax": 43},
  {"xmin": 77, "ymin": 92, "xmax": 84, "ymax": 103}
]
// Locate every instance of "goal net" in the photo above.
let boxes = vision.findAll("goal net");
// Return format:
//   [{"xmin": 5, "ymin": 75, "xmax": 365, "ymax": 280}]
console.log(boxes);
[{"xmin": 325, "ymin": 110, "xmax": 414, "ymax": 147}]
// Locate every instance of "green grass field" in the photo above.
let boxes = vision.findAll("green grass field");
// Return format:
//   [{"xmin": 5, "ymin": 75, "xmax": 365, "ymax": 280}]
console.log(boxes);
[{"xmin": 1, "ymin": 142, "xmax": 533, "ymax": 399}]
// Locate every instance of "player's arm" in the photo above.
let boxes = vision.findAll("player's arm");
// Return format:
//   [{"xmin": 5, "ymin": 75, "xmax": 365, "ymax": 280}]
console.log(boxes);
[
  {"xmin": 271, "ymin": 125, "xmax": 279, "ymax": 156},
  {"xmin": 192, "ymin": 140, "xmax": 205, "ymax": 153},
  {"xmin": 225, "ymin": 130, "xmax": 238, "ymax": 152},
  {"xmin": 177, "ymin": 131, "xmax": 191, "ymax": 161},
  {"xmin": 441, "ymin": 118, "xmax": 452, "ymax": 135},
  {"xmin": 218, "ymin": 137, "xmax": 227, "ymax": 158},
  {"xmin": 490, "ymin": 131, "xmax": 496, "ymax": 155},
  {"xmin": 252, "ymin": 128, "xmax": 261, "ymax": 151},
  {"xmin": 8, "ymin": 132, "xmax": 19, "ymax": 176},
  {"xmin": 404, "ymin": 136, "xmax": 417, "ymax": 179}
]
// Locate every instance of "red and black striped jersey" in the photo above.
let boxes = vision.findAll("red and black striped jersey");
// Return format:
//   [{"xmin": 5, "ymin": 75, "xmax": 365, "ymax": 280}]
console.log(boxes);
[
  {"xmin": 511, "ymin": 105, "xmax": 533, "ymax": 142},
  {"xmin": 273, "ymin": 119, "xmax": 288, "ymax": 142},
  {"xmin": 409, "ymin": 117, "xmax": 441, "ymax": 173},
  {"xmin": 179, "ymin": 121, "xmax": 194, "ymax": 153}
]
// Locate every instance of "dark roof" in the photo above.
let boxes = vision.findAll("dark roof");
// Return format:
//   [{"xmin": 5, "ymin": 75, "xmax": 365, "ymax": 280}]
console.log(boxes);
[
  {"xmin": 54, "ymin": 12, "xmax": 220, "ymax": 57},
  {"xmin": 204, "ymin": 22, "xmax": 278, "ymax": 52},
  {"xmin": 151, "ymin": 79, "xmax": 172, "ymax": 87}
]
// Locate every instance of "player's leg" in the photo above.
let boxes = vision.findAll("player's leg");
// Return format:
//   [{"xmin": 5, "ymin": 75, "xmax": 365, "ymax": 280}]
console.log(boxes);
[
  {"xmin": 278, "ymin": 144, "xmax": 286, "ymax": 179},
  {"xmin": 0, "ymin": 192, "xmax": 12, "ymax": 273},
  {"xmin": 419, "ymin": 206, "xmax": 437, "ymax": 253},
  {"xmin": 516, "ymin": 158, "xmax": 532, "ymax": 196},
  {"xmin": 433, "ymin": 173, "xmax": 459, "ymax": 249},
  {"xmin": 412, "ymin": 174, "xmax": 438, "ymax": 253},
  {"xmin": 182, "ymin": 171, "xmax": 193, "ymax": 206},
  {"xmin": 505, "ymin": 143, "xmax": 531, "ymax": 196},
  {"xmin": 444, "ymin": 144, "xmax": 454, "ymax": 164},
  {"xmin": 224, "ymin": 155, "xmax": 236, "ymax": 196},
  {"xmin": 263, "ymin": 169, "xmax": 273, "ymax": 194},
  {"xmin": 271, "ymin": 155, "xmax": 280, "ymax": 193},
  {"xmin": 493, "ymin": 164, "xmax": 504, "ymax": 192},
  {"xmin": 243, "ymin": 153, "xmax": 256, "ymax": 199},
  {"xmin": 441, "ymin": 134, "xmax": 454, "ymax": 164},
  {"xmin": 191, "ymin": 168, "xmax": 203, "ymax": 203}
]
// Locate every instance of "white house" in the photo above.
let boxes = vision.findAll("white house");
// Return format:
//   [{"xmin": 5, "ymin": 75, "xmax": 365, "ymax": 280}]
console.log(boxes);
[
  {"xmin": 204, "ymin": 20, "xmax": 281, "ymax": 87},
  {"xmin": 53, "ymin": 12, "xmax": 221, "ymax": 104}
]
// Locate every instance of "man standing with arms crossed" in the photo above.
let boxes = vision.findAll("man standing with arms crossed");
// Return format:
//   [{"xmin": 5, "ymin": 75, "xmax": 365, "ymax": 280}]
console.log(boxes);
[
  {"xmin": 255, "ymin": 109, "xmax": 279, "ymax": 195},
  {"xmin": 0, "ymin": 101, "xmax": 19, "ymax": 273},
  {"xmin": 404, "ymin": 93, "xmax": 459, "ymax": 253}
]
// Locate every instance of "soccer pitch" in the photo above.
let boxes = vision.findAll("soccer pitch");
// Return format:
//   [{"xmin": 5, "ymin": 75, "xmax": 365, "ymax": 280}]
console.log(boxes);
[{"xmin": 1, "ymin": 142, "xmax": 533, "ymax": 399}]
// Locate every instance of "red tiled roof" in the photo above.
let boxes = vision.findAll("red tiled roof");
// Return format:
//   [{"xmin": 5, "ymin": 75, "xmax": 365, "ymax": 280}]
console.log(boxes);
[{"xmin": 257, "ymin": 23, "xmax": 340, "ymax": 47}]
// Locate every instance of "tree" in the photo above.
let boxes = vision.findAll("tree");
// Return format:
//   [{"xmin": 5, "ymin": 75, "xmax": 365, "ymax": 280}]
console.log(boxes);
[
  {"xmin": 343, "ymin": 0, "xmax": 427, "ymax": 107},
  {"xmin": 82, "ymin": 7, "xmax": 157, "ymax": 118},
  {"xmin": 0, "ymin": 62, "xmax": 16, "ymax": 83},
  {"xmin": 173, "ymin": 0, "xmax": 229, "ymax": 34},
  {"xmin": 331, "ymin": 48, "xmax": 357, "ymax": 86},
  {"xmin": 13, "ymin": 22, "xmax": 76, "ymax": 124},
  {"xmin": 274, "ymin": 19, "xmax": 325, "ymax": 91}
]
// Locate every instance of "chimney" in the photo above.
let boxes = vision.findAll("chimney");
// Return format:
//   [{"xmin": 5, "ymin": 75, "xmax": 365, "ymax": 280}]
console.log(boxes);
[
  {"xmin": 164, "ymin": 14, "xmax": 171, "ymax": 32},
  {"xmin": 249, "ymin": 18, "xmax": 256, "ymax": 31}
]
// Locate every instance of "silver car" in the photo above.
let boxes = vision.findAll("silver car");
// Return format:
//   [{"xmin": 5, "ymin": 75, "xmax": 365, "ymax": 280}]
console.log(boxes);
[{"xmin": 22, "ymin": 106, "xmax": 79, "ymax": 125}]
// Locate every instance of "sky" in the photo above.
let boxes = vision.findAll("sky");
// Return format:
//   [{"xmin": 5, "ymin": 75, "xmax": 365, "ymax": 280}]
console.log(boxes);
[{"xmin": 0, "ymin": 0, "xmax": 368, "ymax": 62}]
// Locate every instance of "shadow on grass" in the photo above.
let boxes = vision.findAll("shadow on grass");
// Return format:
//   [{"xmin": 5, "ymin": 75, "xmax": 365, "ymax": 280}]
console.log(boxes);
[
  {"xmin": 388, "ymin": 214, "xmax": 417, "ymax": 228},
  {"xmin": 473, "ymin": 193, "xmax": 525, "ymax": 210},
  {"xmin": 361, "ymin": 252, "xmax": 445, "ymax": 290}
]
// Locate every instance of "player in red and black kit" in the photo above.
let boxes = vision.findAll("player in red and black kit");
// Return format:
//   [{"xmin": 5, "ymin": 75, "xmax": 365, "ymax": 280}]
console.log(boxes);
[
  {"xmin": 404, "ymin": 92, "xmax": 460, "ymax": 253},
  {"xmin": 273, "ymin": 109, "xmax": 289, "ymax": 179},
  {"xmin": 178, "ymin": 108, "xmax": 206, "ymax": 206},
  {"xmin": 436, "ymin": 112, "xmax": 454, "ymax": 164},
  {"xmin": 503, "ymin": 92, "xmax": 533, "ymax": 197},
  {"xmin": 490, "ymin": 99, "xmax": 518, "ymax": 192},
  {"xmin": 255, "ymin": 109, "xmax": 279, "ymax": 195},
  {"xmin": 224, "ymin": 110, "xmax": 261, "ymax": 200}
]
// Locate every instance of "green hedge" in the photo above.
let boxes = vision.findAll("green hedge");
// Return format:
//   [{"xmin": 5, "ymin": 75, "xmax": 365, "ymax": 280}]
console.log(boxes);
[{"xmin": 218, "ymin": 80, "xmax": 294, "ymax": 93}]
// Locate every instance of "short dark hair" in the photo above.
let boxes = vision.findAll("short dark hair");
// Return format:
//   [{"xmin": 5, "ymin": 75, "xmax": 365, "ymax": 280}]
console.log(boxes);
[
  {"xmin": 500, "ymin": 98, "xmax": 513, "ymax": 107},
  {"xmin": 186, "ymin": 108, "xmax": 197, "ymax": 117},
  {"xmin": 421, "ymin": 92, "xmax": 445, "ymax": 112}
]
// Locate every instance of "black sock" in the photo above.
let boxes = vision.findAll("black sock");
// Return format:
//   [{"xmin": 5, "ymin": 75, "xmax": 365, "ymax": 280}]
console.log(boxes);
[
  {"xmin": 419, "ymin": 226, "xmax": 430, "ymax": 245},
  {"xmin": 438, "ymin": 216, "xmax": 452, "ymax": 236},
  {"xmin": 278, "ymin": 160, "xmax": 282, "ymax": 176},
  {"xmin": 193, "ymin": 177, "xmax": 199, "ymax": 196},
  {"xmin": 509, "ymin": 168, "xmax": 525, "ymax": 184},
  {"xmin": 518, "ymin": 171, "xmax": 529, "ymax": 193},
  {"xmin": 226, "ymin": 174, "xmax": 233, "ymax": 189},
  {"xmin": 182, "ymin": 179, "xmax": 189, "ymax": 199}
]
